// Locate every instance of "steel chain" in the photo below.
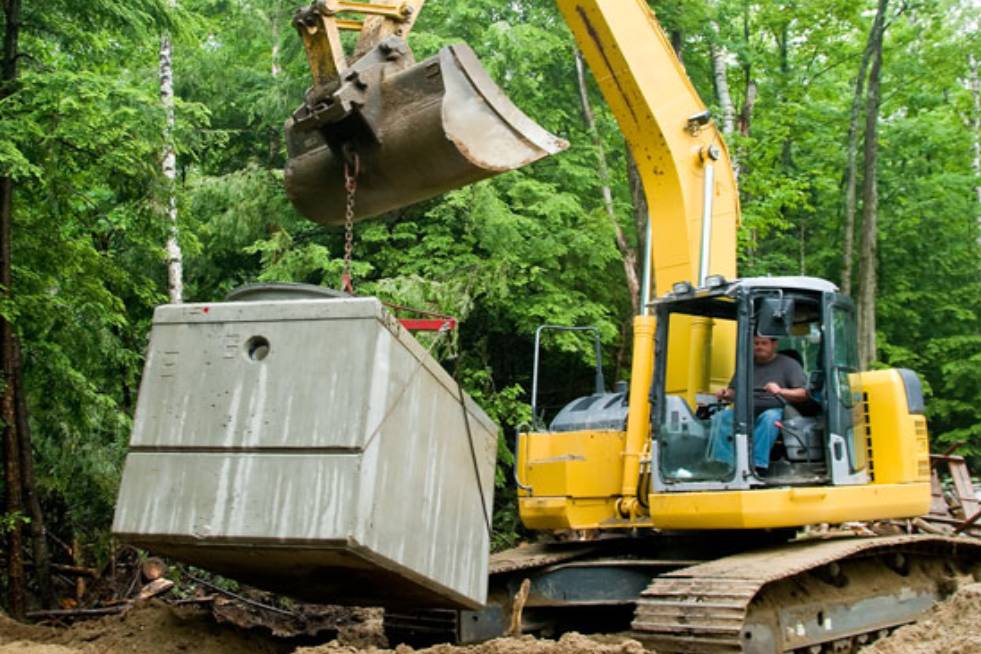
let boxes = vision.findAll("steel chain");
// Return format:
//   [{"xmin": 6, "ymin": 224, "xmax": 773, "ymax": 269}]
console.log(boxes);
[{"xmin": 341, "ymin": 150, "xmax": 359, "ymax": 295}]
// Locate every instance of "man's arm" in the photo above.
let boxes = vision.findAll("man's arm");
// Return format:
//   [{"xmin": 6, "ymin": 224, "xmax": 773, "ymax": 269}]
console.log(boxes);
[
  {"xmin": 762, "ymin": 382, "xmax": 808, "ymax": 404},
  {"xmin": 762, "ymin": 355, "xmax": 809, "ymax": 404}
]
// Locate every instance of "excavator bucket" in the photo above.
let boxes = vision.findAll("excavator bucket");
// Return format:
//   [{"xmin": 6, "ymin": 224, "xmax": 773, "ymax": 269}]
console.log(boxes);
[{"xmin": 284, "ymin": 40, "xmax": 568, "ymax": 225}]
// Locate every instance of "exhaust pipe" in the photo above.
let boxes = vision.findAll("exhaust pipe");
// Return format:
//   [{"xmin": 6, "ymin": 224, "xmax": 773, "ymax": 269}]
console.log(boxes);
[{"xmin": 284, "ymin": 38, "xmax": 568, "ymax": 225}]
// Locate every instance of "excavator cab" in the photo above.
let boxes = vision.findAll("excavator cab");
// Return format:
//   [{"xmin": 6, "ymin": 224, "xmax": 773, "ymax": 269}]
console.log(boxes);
[
  {"xmin": 651, "ymin": 276, "xmax": 865, "ymax": 491},
  {"xmin": 284, "ymin": 0, "xmax": 568, "ymax": 224},
  {"xmin": 518, "ymin": 275, "xmax": 930, "ymax": 533}
]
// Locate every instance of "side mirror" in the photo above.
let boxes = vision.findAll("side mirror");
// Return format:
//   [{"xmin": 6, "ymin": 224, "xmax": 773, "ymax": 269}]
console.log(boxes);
[{"xmin": 758, "ymin": 297, "xmax": 795, "ymax": 337}]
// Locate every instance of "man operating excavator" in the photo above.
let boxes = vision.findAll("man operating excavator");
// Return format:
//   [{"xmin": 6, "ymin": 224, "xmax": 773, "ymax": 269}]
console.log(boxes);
[{"xmin": 707, "ymin": 335, "xmax": 809, "ymax": 474}]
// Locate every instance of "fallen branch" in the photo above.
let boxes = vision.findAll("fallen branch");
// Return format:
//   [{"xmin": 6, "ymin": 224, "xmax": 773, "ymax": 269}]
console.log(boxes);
[
  {"xmin": 912, "ymin": 517, "xmax": 953, "ymax": 535},
  {"xmin": 955, "ymin": 509, "xmax": 981, "ymax": 535},
  {"xmin": 52, "ymin": 564, "xmax": 98, "ymax": 577},
  {"xmin": 27, "ymin": 605, "xmax": 130, "ymax": 619}
]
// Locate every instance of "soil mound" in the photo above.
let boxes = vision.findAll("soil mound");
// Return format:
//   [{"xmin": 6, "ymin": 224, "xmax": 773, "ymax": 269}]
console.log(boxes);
[
  {"xmin": 0, "ymin": 603, "xmax": 289, "ymax": 654},
  {"xmin": 861, "ymin": 582, "xmax": 981, "ymax": 654}
]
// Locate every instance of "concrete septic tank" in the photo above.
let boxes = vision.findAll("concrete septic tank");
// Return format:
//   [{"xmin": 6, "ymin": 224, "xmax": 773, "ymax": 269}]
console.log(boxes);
[{"xmin": 112, "ymin": 287, "xmax": 498, "ymax": 610}]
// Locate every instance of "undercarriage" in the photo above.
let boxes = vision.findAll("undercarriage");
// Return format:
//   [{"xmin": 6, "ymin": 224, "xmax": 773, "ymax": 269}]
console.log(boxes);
[{"xmin": 385, "ymin": 533, "xmax": 981, "ymax": 654}]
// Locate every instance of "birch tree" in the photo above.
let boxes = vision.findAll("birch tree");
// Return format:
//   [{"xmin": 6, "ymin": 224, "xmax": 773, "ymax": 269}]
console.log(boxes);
[
  {"xmin": 738, "ymin": 4, "xmax": 757, "ymax": 137},
  {"xmin": 161, "ymin": 0, "xmax": 183, "ymax": 303},
  {"xmin": 970, "ymin": 53, "xmax": 980, "ymax": 238},
  {"xmin": 708, "ymin": 1, "xmax": 735, "ymax": 138},
  {"xmin": 574, "ymin": 50, "xmax": 640, "ymax": 314}
]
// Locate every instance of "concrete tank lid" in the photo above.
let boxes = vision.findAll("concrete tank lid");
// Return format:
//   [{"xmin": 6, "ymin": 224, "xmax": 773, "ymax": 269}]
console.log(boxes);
[{"xmin": 225, "ymin": 282, "xmax": 349, "ymax": 302}]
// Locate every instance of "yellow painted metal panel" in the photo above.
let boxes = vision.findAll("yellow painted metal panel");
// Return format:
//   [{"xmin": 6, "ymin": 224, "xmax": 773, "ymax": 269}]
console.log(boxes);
[
  {"xmin": 860, "ymin": 370, "xmax": 931, "ymax": 484},
  {"xmin": 517, "ymin": 430, "xmax": 644, "ymax": 530},
  {"xmin": 647, "ymin": 483, "xmax": 930, "ymax": 530},
  {"xmin": 519, "ymin": 430, "xmax": 626, "ymax": 498},
  {"xmin": 519, "ymin": 497, "xmax": 647, "ymax": 531}
]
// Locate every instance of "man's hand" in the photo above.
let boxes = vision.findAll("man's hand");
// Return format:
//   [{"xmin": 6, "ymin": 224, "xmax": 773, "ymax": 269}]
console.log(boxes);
[
  {"xmin": 763, "ymin": 382, "xmax": 808, "ymax": 403},
  {"xmin": 715, "ymin": 387, "xmax": 734, "ymax": 402}
]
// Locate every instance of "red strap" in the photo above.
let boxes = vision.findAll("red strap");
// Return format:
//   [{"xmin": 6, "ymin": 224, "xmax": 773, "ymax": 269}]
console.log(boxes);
[{"xmin": 399, "ymin": 318, "xmax": 457, "ymax": 332}]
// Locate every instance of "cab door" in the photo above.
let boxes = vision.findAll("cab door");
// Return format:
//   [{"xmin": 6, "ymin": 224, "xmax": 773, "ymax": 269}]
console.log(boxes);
[{"xmin": 822, "ymin": 294, "xmax": 868, "ymax": 485}]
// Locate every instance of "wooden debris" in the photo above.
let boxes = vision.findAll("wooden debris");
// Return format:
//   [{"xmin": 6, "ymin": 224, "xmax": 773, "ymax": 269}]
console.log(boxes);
[
  {"xmin": 141, "ymin": 557, "xmax": 168, "ymax": 581},
  {"xmin": 138, "ymin": 578, "xmax": 174, "ymax": 601},
  {"xmin": 913, "ymin": 517, "xmax": 952, "ymax": 535},
  {"xmin": 506, "ymin": 577, "xmax": 531, "ymax": 637},
  {"xmin": 927, "ymin": 452, "xmax": 981, "ymax": 537},
  {"xmin": 955, "ymin": 509, "xmax": 981, "ymax": 535},
  {"xmin": 51, "ymin": 563, "xmax": 98, "ymax": 577}
]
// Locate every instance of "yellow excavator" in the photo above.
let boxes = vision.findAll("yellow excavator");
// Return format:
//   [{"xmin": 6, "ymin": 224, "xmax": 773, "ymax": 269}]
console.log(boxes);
[
  {"xmin": 282, "ymin": 1, "xmax": 979, "ymax": 651},
  {"xmin": 113, "ymin": 1, "xmax": 980, "ymax": 653}
]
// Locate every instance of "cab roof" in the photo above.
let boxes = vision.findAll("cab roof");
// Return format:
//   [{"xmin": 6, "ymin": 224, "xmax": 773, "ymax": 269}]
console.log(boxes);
[
  {"xmin": 651, "ymin": 276, "xmax": 840, "ymax": 314},
  {"xmin": 726, "ymin": 276, "xmax": 838, "ymax": 294}
]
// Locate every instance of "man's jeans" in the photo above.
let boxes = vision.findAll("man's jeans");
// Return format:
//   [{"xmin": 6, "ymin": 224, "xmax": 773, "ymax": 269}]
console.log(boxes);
[{"xmin": 707, "ymin": 407, "xmax": 782, "ymax": 470}]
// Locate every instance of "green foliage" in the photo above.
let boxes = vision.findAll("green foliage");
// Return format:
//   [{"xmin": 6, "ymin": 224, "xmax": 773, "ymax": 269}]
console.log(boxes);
[{"xmin": 0, "ymin": 0, "xmax": 182, "ymax": 558}]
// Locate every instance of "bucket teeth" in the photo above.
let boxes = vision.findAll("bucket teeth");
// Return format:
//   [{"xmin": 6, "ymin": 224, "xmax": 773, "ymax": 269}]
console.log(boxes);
[{"xmin": 284, "ymin": 41, "xmax": 568, "ymax": 225}]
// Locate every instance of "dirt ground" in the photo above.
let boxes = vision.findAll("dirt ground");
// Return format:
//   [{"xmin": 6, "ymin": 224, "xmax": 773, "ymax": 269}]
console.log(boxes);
[
  {"xmin": 1, "ymin": 584, "xmax": 980, "ymax": 654},
  {"xmin": 0, "ymin": 603, "xmax": 644, "ymax": 654},
  {"xmin": 860, "ymin": 582, "xmax": 981, "ymax": 654},
  {"xmin": 292, "ymin": 634, "xmax": 646, "ymax": 654}
]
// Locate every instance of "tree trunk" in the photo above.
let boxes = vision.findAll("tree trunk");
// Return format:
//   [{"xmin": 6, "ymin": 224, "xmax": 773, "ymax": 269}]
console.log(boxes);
[
  {"xmin": 1, "ymin": 0, "xmax": 26, "ymax": 619},
  {"xmin": 669, "ymin": 29, "xmax": 683, "ymax": 63},
  {"xmin": 160, "ymin": 2, "xmax": 183, "ymax": 304},
  {"xmin": 627, "ymin": 149, "xmax": 649, "ymax": 256},
  {"xmin": 0, "ymin": 177, "xmax": 25, "ymax": 620},
  {"xmin": 710, "ymin": 42, "xmax": 735, "ymax": 136},
  {"xmin": 841, "ymin": 3, "xmax": 884, "ymax": 297},
  {"xmin": 269, "ymin": 0, "xmax": 283, "ymax": 165},
  {"xmin": 970, "ymin": 53, "xmax": 980, "ymax": 239},
  {"xmin": 13, "ymin": 339, "xmax": 53, "ymax": 609},
  {"xmin": 574, "ymin": 50, "xmax": 641, "ymax": 314},
  {"xmin": 709, "ymin": 16, "xmax": 737, "ymax": 176},
  {"xmin": 737, "ymin": 5, "xmax": 756, "ymax": 137},
  {"xmin": 794, "ymin": 221, "xmax": 801, "ymax": 274},
  {"xmin": 857, "ymin": 0, "xmax": 888, "ymax": 369},
  {"xmin": 778, "ymin": 21, "xmax": 794, "ymax": 170},
  {"xmin": 708, "ymin": 6, "xmax": 735, "ymax": 138}
]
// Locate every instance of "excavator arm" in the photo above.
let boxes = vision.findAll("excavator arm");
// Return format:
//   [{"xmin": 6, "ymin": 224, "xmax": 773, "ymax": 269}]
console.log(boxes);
[{"xmin": 558, "ymin": 0, "xmax": 740, "ymax": 516}]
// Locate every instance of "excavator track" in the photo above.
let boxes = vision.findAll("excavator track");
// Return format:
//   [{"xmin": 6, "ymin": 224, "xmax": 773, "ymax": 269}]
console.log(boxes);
[{"xmin": 632, "ymin": 534, "xmax": 981, "ymax": 654}]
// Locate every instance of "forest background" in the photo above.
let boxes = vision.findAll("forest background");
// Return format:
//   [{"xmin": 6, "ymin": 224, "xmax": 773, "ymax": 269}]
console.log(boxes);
[{"xmin": 0, "ymin": 0, "xmax": 979, "ymax": 612}]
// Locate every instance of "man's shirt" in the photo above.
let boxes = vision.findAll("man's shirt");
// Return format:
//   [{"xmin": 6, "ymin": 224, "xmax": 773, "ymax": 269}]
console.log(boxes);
[{"xmin": 751, "ymin": 353, "xmax": 807, "ymax": 411}]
